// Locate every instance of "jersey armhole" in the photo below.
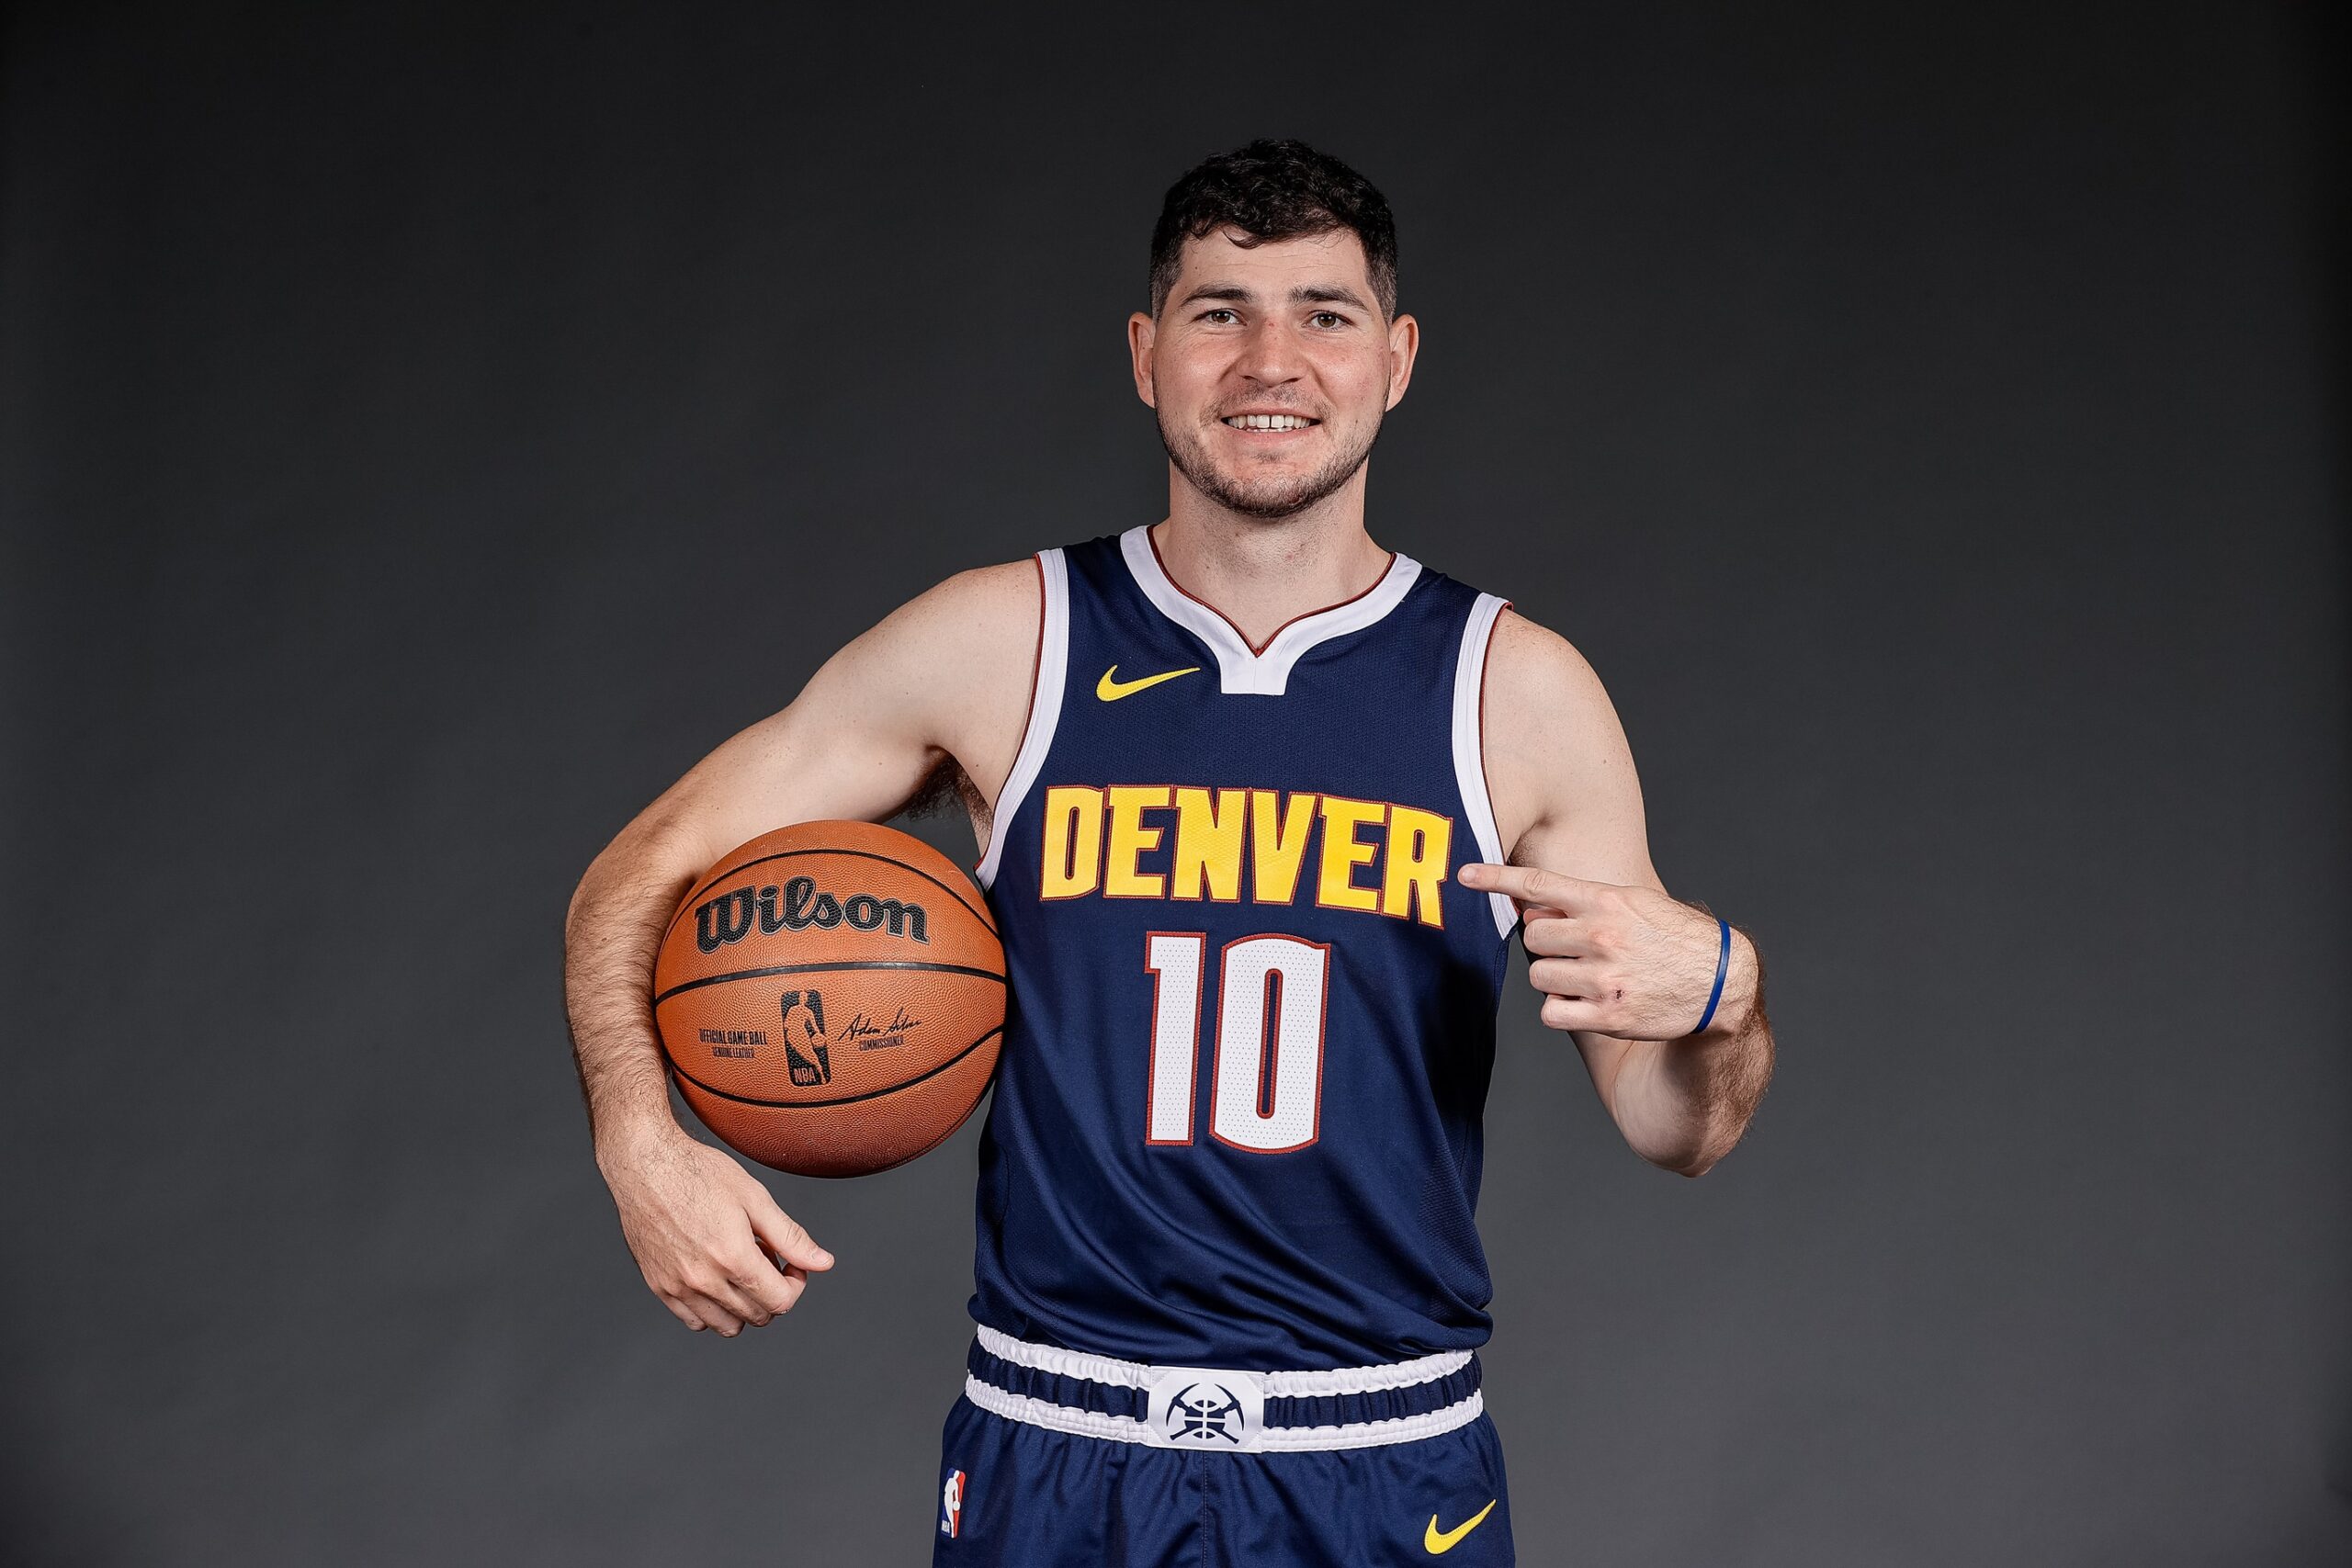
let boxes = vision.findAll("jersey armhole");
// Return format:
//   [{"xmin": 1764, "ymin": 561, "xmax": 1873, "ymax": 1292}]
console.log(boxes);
[
  {"xmin": 975, "ymin": 547, "xmax": 1069, "ymax": 890},
  {"xmin": 1453, "ymin": 592, "xmax": 1520, "ymax": 940}
]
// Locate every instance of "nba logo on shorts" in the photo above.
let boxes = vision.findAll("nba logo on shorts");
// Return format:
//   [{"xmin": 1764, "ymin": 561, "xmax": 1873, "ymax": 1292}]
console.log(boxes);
[{"xmin": 939, "ymin": 1467, "xmax": 965, "ymax": 1538}]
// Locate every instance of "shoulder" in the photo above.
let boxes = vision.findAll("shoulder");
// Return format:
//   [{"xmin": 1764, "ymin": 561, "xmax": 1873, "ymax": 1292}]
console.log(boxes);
[
  {"xmin": 847, "ymin": 558, "xmax": 1042, "ymax": 671},
  {"xmin": 806, "ymin": 556, "xmax": 1043, "ymax": 723},
  {"xmin": 782, "ymin": 555, "xmax": 1047, "ymax": 805},
  {"xmin": 892, "ymin": 558, "xmax": 1044, "ymax": 631},
  {"xmin": 1477, "ymin": 607, "xmax": 1646, "ymax": 859},
  {"xmin": 1483, "ymin": 607, "xmax": 1617, "ymax": 728}
]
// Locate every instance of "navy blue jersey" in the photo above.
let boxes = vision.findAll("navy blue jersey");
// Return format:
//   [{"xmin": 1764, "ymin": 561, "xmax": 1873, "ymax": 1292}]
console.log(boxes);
[{"xmin": 969, "ymin": 527, "xmax": 1520, "ymax": 1370}]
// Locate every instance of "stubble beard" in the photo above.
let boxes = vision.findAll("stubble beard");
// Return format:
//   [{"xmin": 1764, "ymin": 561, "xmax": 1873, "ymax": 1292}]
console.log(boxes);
[{"xmin": 1159, "ymin": 408, "xmax": 1382, "ymax": 522}]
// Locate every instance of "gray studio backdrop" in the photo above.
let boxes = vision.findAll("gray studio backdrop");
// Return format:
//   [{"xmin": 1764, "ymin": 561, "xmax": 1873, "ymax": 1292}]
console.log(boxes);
[{"xmin": 3, "ymin": 5, "xmax": 2346, "ymax": 1564}]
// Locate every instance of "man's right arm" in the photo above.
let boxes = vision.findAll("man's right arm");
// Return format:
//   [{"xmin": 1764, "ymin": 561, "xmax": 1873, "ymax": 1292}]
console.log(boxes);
[{"xmin": 562, "ymin": 560, "xmax": 1039, "ymax": 1337}]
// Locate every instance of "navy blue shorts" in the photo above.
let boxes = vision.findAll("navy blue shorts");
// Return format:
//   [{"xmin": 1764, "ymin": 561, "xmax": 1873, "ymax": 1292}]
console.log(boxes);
[{"xmin": 932, "ymin": 1392, "xmax": 1516, "ymax": 1566}]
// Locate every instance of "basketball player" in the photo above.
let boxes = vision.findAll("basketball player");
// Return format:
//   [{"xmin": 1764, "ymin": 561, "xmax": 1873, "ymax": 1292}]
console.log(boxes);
[{"xmin": 565, "ymin": 140, "xmax": 1775, "ymax": 1565}]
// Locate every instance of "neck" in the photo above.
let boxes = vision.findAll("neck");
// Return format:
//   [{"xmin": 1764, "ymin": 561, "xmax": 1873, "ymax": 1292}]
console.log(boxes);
[{"xmin": 1155, "ymin": 467, "xmax": 1390, "ymax": 647}]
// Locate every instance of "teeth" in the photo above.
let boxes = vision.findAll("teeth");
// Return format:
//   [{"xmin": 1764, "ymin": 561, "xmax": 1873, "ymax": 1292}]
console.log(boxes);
[{"xmin": 1224, "ymin": 413, "xmax": 1313, "ymax": 431}]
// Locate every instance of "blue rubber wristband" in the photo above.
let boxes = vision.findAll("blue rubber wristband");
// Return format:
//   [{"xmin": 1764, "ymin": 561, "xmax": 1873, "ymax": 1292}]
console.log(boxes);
[{"xmin": 1692, "ymin": 918, "xmax": 1731, "ymax": 1034}]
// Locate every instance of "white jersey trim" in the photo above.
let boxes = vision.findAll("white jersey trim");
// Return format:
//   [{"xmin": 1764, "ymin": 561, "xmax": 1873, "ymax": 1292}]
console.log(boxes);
[
  {"xmin": 975, "ymin": 548, "xmax": 1069, "ymax": 891},
  {"xmin": 1453, "ymin": 592, "xmax": 1520, "ymax": 939},
  {"xmin": 1118, "ymin": 525, "xmax": 1422, "ymax": 696}
]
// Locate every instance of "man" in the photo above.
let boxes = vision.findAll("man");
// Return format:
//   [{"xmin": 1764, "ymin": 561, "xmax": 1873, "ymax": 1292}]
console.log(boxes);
[{"xmin": 565, "ymin": 139, "xmax": 1774, "ymax": 1566}]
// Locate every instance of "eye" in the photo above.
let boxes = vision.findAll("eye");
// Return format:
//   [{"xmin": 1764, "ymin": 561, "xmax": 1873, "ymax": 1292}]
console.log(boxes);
[
  {"xmin": 1308, "ymin": 310, "xmax": 1348, "ymax": 329},
  {"xmin": 1200, "ymin": 308, "xmax": 1239, "ymax": 325}
]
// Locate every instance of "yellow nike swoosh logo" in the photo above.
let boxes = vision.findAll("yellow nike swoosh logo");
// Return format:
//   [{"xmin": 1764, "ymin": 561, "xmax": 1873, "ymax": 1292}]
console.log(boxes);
[
  {"xmin": 1424, "ymin": 1500, "xmax": 1497, "ymax": 1555},
  {"xmin": 1096, "ymin": 663, "xmax": 1200, "ymax": 702}
]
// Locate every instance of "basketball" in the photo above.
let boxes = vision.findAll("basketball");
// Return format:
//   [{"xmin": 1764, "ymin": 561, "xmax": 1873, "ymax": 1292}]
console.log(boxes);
[{"xmin": 651, "ymin": 820, "xmax": 1005, "ymax": 1178}]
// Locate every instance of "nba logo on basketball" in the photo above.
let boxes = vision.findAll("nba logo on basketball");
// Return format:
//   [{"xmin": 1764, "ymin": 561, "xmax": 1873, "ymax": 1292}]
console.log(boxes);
[
  {"xmin": 939, "ymin": 1468, "xmax": 965, "ymax": 1538},
  {"xmin": 779, "ymin": 990, "xmax": 831, "ymax": 1088}
]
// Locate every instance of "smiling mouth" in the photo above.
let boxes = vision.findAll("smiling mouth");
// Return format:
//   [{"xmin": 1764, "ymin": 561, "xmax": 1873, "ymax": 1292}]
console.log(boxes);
[{"xmin": 1220, "ymin": 412, "xmax": 1318, "ymax": 432}]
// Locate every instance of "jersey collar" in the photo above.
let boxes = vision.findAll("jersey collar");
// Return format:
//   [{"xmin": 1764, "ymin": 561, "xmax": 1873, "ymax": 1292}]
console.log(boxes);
[{"xmin": 1118, "ymin": 525, "xmax": 1423, "ymax": 696}]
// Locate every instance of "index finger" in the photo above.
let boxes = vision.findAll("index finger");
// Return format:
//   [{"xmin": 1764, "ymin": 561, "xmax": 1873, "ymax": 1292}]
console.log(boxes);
[{"xmin": 1459, "ymin": 862, "xmax": 1607, "ymax": 910}]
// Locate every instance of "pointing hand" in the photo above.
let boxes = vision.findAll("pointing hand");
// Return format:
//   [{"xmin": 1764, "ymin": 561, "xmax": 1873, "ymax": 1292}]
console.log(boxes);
[{"xmin": 1459, "ymin": 863, "xmax": 1743, "ymax": 1041}]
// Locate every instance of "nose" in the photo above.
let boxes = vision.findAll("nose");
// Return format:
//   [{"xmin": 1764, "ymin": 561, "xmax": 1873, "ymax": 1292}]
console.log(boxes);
[{"xmin": 1232, "ymin": 317, "xmax": 1307, "ymax": 389}]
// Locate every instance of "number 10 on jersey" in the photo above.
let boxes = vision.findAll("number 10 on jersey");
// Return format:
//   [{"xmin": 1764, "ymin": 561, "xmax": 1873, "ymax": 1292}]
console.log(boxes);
[{"xmin": 1143, "ymin": 932, "xmax": 1331, "ymax": 1154}]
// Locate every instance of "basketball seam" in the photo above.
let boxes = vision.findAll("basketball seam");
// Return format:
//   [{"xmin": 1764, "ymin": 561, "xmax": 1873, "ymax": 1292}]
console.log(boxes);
[
  {"xmin": 669, "ymin": 1026, "xmax": 1003, "ymax": 1110},
  {"xmin": 660, "ymin": 844, "xmax": 998, "ymax": 950},
  {"xmin": 651, "ymin": 958, "xmax": 1007, "ymax": 1008}
]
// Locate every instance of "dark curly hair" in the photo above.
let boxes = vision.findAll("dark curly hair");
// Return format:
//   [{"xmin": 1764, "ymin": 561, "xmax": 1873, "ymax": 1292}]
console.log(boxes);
[{"xmin": 1148, "ymin": 140, "xmax": 1398, "ymax": 320}]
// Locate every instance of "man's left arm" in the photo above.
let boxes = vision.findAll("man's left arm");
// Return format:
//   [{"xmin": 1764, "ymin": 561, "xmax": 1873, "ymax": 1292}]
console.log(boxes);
[{"xmin": 1467, "ymin": 610, "xmax": 1774, "ymax": 1177}]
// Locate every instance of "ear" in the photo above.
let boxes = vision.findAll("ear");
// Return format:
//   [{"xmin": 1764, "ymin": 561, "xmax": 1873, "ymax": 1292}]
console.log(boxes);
[
  {"xmin": 1127, "ymin": 311, "xmax": 1159, "ymax": 408},
  {"xmin": 1384, "ymin": 312, "xmax": 1420, "ymax": 411}
]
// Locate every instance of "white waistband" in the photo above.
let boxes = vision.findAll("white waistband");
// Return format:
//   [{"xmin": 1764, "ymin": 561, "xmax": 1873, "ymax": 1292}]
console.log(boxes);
[
  {"xmin": 975, "ymin": 1323, "xmax": 1474, "ymax": 1397},
  {"xmin": 967, "ymin": 1325, "xmax": 1484, "ymax": 1454}
]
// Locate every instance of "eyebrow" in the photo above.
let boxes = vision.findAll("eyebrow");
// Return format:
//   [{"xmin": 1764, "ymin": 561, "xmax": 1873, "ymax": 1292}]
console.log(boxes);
[{"xmin": 1177, "ymin": 282, "xmax": 1374, "ymax": 313}]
